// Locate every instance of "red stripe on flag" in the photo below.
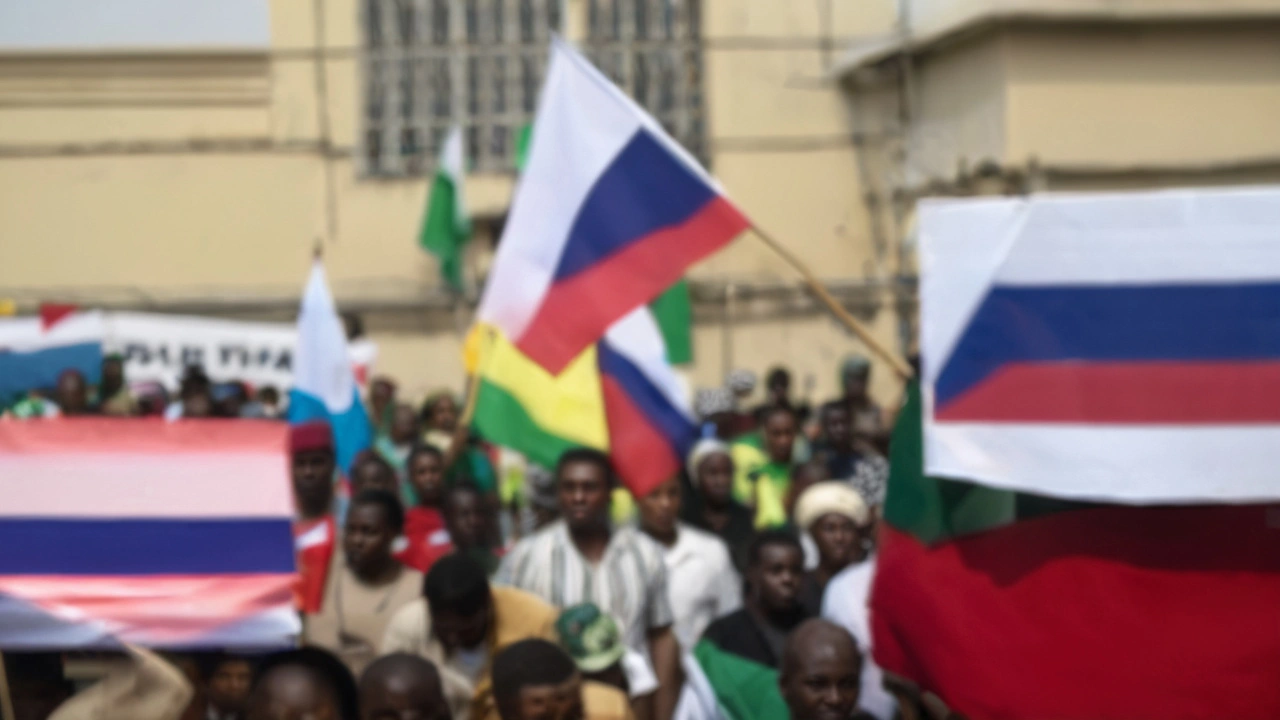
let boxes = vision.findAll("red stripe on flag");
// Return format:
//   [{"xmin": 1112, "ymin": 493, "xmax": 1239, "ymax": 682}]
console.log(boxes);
[
  {"xmin": 0, "ymin": 418, "xmax": 290, "ymax": 455},
  {"xmin": 600, "ymin": 374, "xmax": 681, "ymax": 499},
  {"xmin": 935, "ymin": 361, "xmax": 1280, "ymax": 423},
  {"xmin": 516, "ymin": 196, "xmax": 748, "ymax": 374},
  {"xmin": 870, "ymin": 504, "xmax": 1280, "ymax": 720}
]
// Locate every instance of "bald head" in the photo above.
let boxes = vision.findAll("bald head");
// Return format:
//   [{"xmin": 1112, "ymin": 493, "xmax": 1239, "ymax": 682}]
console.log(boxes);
[
  {"xmin": 249, "ymin": 664, "xmax": 339, "ymax": 720},
  {"xmin": 780, "ymin": 619, "xmax": 862, "ymax": 720},
  {"xmin": 359, "ymin": 654, "xmax": 450, "ymax": 720}
]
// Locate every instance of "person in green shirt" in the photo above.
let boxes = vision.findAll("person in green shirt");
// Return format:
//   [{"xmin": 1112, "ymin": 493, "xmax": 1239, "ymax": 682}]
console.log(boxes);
[{"xmin": 733, "ymin": 406, "xmax": 800, "ymax": 529}]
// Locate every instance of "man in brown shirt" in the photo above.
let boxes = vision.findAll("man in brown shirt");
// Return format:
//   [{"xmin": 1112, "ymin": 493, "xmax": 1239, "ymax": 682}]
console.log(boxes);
[{"xmin": 304, "ymin": 490, "xmax": 423, "ymax": 676}]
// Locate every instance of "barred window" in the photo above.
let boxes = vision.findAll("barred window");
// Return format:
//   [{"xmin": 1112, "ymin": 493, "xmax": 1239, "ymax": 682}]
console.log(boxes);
[
  {"xmin": 584, "ymin": 0, "xmax": 705, "ymax": 163},
  {"xmin": 361, "ymin": 0, "xmax": 704, "ymax": 177}
]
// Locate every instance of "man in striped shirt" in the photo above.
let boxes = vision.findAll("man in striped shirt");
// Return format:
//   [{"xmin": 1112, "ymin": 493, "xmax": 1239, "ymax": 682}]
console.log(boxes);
[{"xmin": 496, "ymin": 448, "xmax": 681, "ymax": 720}]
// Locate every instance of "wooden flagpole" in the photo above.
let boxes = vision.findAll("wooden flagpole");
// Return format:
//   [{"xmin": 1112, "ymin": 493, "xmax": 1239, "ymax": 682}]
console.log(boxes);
[
  {"xmin": 0, "ymin": 651, "xmax": 15, "ymax": 720},
  {"xmin": 749, "ymin": 225, "xmax": 914, "ymax": 380}
]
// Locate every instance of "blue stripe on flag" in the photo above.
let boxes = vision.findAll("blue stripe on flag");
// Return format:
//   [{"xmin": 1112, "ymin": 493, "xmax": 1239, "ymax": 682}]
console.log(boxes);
[
  {"xmin": 936, "ymin": 282, "xmax": 1280, "ymax": 406},
  {"xmin": 0, "ymin": 519, "xmax": 295, "ymax": 575},
  {"xmin": 0, "ymin": 342, "xmax": 102, "ymax": 402},
  {"xmin": 597, "ymin": 341, "xmax": 697, "ymax": 460},
  {"xmin": 551, "ymin": 129, "xmax": 718, "ymax": 281}
]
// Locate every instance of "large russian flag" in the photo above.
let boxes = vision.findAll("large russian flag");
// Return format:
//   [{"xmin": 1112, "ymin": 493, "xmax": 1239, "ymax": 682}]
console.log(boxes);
[
  {"xmin": 0, "ymin": 420, "xmax": 299, "ymax": 648},
  {"xmin": 597, "ymin": 308, "xmax": 697, "ymax": 498},
  {"xmin": 922, "ymin": 186, "xmax": 1280, "ymax": 503},
  {"xmin": 478, "ymin": 38, "xmax": 749, "ymax": 375}
]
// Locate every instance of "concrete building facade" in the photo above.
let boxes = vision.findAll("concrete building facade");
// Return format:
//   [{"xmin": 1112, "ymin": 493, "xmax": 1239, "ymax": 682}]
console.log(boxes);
[{"xmin": 3, "ymin": 0, "xmax": 1279, "ymax": 406}]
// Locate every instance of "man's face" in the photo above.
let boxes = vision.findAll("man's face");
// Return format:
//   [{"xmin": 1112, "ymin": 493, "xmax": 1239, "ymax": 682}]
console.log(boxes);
[
  {"xmin": 429, "ymin": 397, "xmax": 459, "ymax": 432},
  {"xmin": 248, "ymin": 667, "xmax": 338, "ymax": 720},
  {"xmin": 56, "ymin": 372, "xmax": 87, "ymax": 411},
  {"xmin": 410, "ymin": 452, "xmax": 446, "ymax": 507},
  {"xmin": 556, "ymin": 460, "xmax": 610, "ymax": 532},
  {"xmin": 353, "ymin": 460, "xmax": 398, "ymax": 496},
  {"xmin": 697, "ymin": 453, "xmax": 734, "ymax": 506},
  {"xmin": 513, "ymin": 673, "xmax": 585, "ymax": 720},
  {"xmin": 431, "ymin": 600, "xmax": 491, "ymax": 653},
  {"xmin": 445, "ymin": 490, "xmax": 486, "ymax": 548},
  {"xmin": 820, "ymin": 406, "xmax": 851, "ymax": 451},
  {"xmin": 293, "ymin": 448, "xmax": 335, "ymax": 509},
  {"xmin": 781, "ymin": 648, "xmax": 861, "ymax": 720},
  {"xmin": 343, "ymin": 503, "xmax": 395, "ymax": 575},
  {"xmin": 637, "ymin": 478, "xmax": 680, "ymax": 538},
  {"xmin": 390, "ymin": 405, "xmax": 418, "ymax": 444},
  {"xmin": 768, "ymin": 375, "xmax": 790, "ymax": 402},
  {"xmin": 764, "ymin": 412, "xmax": 798, "ymax": 464},
  {"xmin": 371, "ymin": 379, "xmax": 395, "ymax": 408},
  {"xmin": 842, "ymin": 370, "xmax": 869, "ymax": 401},
  {"xmin": 292, "ymin": 449, "xmax": 335, "ymax": 514},
  {"xmin": 811, "ymin": 513, "xmax": 859, "ymax": 570},
  {"xmin": 361, "ymin": 674, "xmax": 451, "ymax": 720},
  {"xmin": 751, "ymin": 543, "xmax": 802, "ymax": 614},
  {"xmin": 101, "ymin": 359, "xmax": 124, "ymax": 389},
  {"xmin": 208, "ymin": 660, "xmax": 253, "ymax": 714}
]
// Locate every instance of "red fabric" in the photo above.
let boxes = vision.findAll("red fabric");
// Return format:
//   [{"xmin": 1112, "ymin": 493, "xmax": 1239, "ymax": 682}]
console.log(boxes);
[
  {"xmin": 289, "ymin": 421, "xmax": 334, "ymax": 453},
  {"xmin": 600, "ymin": 374, "xmax": 682, "ymax": 499},
  {"xmin": 516, "ymin": 196, "xmax": 748, "ymax": 374},
  {"xmin": 292, "ymin": 515, "xmax": 335, "ymax": 614},
  {"xmin": 871, "ymin": 504, "xmax": 1280, "ymax": 720},
  {"xmin": 936, "ymin": 361, "xmax": 1280, "ymax": 423},
  {"xmin": 39, "ymin": 303, "xmax": 78, "ymax": 330},
  {"xmin": 395, "ymin": 507, "xmax": 453, "ymax": 573}
]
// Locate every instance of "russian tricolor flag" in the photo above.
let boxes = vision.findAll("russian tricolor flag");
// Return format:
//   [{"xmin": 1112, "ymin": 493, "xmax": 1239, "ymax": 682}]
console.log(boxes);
[
  {"xmin": 598, "ymin": 308, "xmax": 697, "ymax": 497},
  {"xmin": 478, "ymin": 38, "xmax": 749, "ymax": 375},
  {"xmin": 922, "ymin": 186, "xmax": 1280, "ymax": 504},
  {"xmin": 0, "ymin": 421, "xmax": 299, "ymax": 648}
]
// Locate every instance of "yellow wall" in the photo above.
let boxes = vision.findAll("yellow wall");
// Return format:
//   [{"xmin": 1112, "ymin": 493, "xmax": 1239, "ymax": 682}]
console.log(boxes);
[{"xmin": 0, "ymin": 0, "xmax": 907, "ymax": 407}]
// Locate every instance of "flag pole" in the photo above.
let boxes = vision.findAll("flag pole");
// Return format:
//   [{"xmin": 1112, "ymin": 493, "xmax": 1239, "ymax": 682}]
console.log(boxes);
[
  {"xmin": 748, "ymin": 225, "xmax": 914, "ymax": 380},
  {"xmin": 0, "ymin": 651, "xmax": 15, "ymax": 720}
]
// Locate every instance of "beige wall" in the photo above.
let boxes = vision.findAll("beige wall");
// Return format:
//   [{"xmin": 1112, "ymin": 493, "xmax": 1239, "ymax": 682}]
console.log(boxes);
[
  {"xmin": 0, "ymin": 0, "xmax": 908, "ymax": 408},
  {"xmin": 1005, "ymin": 24, "xmax": 1280, "ymax": 169}
]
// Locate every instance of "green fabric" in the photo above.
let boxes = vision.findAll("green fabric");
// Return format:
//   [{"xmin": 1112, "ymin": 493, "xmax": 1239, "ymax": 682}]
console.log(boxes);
[
  {"xmin": 649, "ymin": 279, "xmax": 693, "ymax": 365},
  {"xmin": 419, "ymin": 164, "xmax": 470, "ymax": 291},
  {"xmin": 455, "ymin": 447, "xmax": 497, "ymax": 495},
  {"xmin": 885, "ymin": 381, "xmax": 1100, "ymax": 544},
  {"xmin": 693, "ymin": 639, "xmax": 790, "ymax": 720},
  {"xmin": 472, "ymin": 378, "xmax": 579, "ymax": 471},
  {"xmin": 514, "ymin": 123, "xmax": 534, "ymax": 172}
]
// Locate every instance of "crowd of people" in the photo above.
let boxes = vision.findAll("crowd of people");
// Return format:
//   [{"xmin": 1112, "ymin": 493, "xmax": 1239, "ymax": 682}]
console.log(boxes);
[{"xmin": 6, "ymin": 352, "xmax": 925, "ymax": 720}]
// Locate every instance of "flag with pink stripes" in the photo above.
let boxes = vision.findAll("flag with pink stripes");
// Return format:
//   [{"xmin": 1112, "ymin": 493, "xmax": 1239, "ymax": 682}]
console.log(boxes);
[{"xmin": 0, "ymin": 420, "xmax": 299, "ymax": 648}]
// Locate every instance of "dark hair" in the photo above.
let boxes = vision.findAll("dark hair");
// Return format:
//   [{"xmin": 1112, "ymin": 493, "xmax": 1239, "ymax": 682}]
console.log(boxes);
[
  {"xmin": 445, "ymin": 481, "xmax": 484, "ymax": 508},
  {"xmin": 359, "ymin": 652, "xmax": 442, "ymax": 695},
  {"xmin": 766, "ymin": 366, "xmax": 791, "ymax": 388},
  {"xmin": 819, "ymin": 400, "xmax": 847, "ymax": 418},
  {"xmin": 195, "ymin": 652, "xmax": 255, "ymax": 683},
  {"xmin": 555, "ymin": 447, "xmax": 614, "ymax": 486},
  {"xmin": 492, "ymin": 639, "xmax": 578, "ymax": 719},
  {"xmin": 746, "ymin": 528, "xmax": 804, "ymax": 569},
  {"xmin": 424, "ymin": 553, "xmax": 491, "ymax": 614},
  {"xmin": 762, "ymin": 404, "xmax": 797, "ymax": 425},
  {"xmin": 350, "ymin": 489, "xmax": 405, "ymax": 534},
  {"xmin": 407, "ymin": 442, "xmax": 444, "ymax": 468},
  {"xmin": 257, "ymin": 385, "xmax": 280, "ymax": 404},
  {"xmin": 251, "ymin": 647, "xmax": 358, "ymax": 720}
]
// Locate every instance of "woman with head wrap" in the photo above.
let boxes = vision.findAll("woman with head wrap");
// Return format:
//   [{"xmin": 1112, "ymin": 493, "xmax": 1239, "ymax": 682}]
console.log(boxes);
[
  {"xmin": 679, "ymin": 439, "xmax": 756, "ymax": 572},
  {"xmin": 791, "ymin": 481, "xmax": 870, "ymax": 615}
]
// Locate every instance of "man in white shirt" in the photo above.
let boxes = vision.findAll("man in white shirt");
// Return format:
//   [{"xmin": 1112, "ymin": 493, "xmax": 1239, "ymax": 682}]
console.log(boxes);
[
  {"xmin": 496, "ymin": 448, "xmax": 681, "ymax": 720},
  {"xmin": 635, "ymin": 477, "xmax": 741, "ymax": 647},
  {"xmin": 821, "ymin": 554, "xmax": 895, "ymax": 720}
]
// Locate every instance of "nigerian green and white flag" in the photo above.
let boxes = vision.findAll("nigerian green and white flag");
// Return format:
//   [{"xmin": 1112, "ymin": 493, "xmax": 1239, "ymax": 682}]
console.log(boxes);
[{"xmin": 419, "ymin": 125, "xmax": 471, "ymax": 290}]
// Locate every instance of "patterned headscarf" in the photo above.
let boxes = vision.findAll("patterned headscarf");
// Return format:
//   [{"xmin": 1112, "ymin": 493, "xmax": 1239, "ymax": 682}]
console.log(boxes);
[
  {"xmin": 726, "ymin": 369, "xmax": 757, "ymax": 395},
  {"xmin": 693, "ymin": 387, "xmax": 735, "ymax": 419}
]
